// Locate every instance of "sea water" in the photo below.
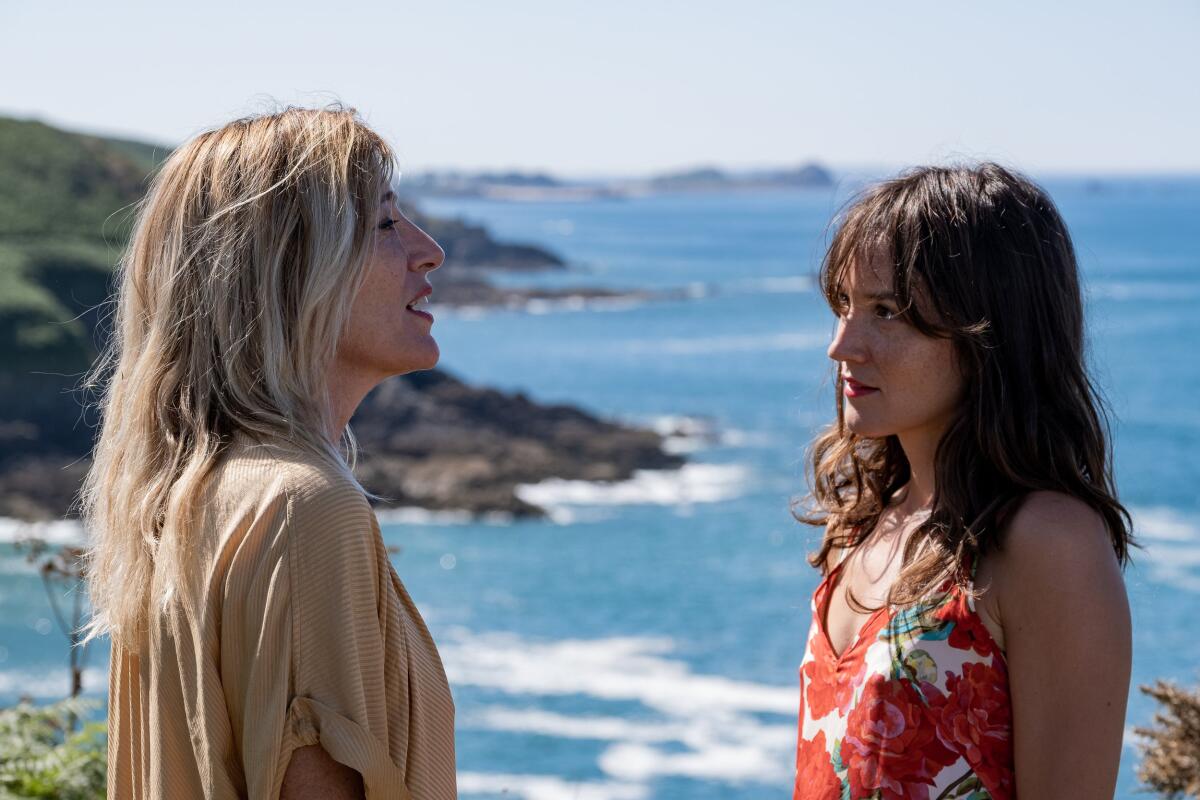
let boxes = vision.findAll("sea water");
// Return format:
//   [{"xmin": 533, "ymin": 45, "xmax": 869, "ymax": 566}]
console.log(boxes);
[{"xmin": 2, "ymin": 177, "xmax": 1198, "ymax": 798}]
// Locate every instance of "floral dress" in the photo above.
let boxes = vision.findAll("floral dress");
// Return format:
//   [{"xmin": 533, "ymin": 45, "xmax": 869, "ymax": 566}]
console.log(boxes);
[{"xmin": 794, "ymin": 550, "xmax": 1014, "ymax": 800}]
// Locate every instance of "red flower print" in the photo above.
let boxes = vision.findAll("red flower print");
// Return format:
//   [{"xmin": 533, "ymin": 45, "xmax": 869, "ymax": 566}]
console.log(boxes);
[
  {"xmin": 934, "ymin": 594, "xmax": 999, "ymax": 659},
  {"xmin": 802, "ymin": 641, "xmax": 864, "ymax": 719},
  {"xmin": 928, "ymin": 660, "xmax": 1014, "ymax": 798},
  {"xmin": 840, "ymin": 675, "xmax": 957, "ymax": 800},
  {"xmin": 794, "ymin": 730, "xmax": 843, "ymax": 799},
  {"xmin": 802, "ymin": 612, "xmax": 888, "ymax": 719}
]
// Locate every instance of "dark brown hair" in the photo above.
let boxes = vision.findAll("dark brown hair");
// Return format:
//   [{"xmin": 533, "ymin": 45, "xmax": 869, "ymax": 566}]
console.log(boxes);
[{"xmin": 797, "ymin": 162, "xmax": 1134, "ymax": 608}]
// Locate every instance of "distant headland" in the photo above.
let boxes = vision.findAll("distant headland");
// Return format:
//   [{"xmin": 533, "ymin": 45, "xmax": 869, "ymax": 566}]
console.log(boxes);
[
  {"xmin": 0, "ymin": 116, "xmax": 685, "ymax": 521},
  {"xmin": 401, "ymin": 161, "xmax": 835, "ymax": 201}
]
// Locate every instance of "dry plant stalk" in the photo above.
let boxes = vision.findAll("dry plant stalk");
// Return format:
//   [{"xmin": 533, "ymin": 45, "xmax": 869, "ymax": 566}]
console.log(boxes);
[{"xmin": 1136, "ymin": 679, "xmax": 1200, "ymax": 798}]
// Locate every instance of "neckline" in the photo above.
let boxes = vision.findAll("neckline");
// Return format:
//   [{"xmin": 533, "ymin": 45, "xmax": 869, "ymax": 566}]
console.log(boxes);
[
  {"xmin": 815, "ymin": 549, "xmax": 977, "ymax": 663},
  {"xmin": 816, "ymin": 558, "xmax": 893, "ymax": 663}
]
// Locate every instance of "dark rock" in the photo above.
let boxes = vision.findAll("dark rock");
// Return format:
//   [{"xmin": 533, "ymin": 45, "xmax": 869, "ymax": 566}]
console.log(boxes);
[
  {"xmin": 350, "ymin": 370, "xmax": 684, "ymax": 517},
  {"xmin": 0, "ymin": 368, "xmax": 684, "ymax": 521},
  {"xmin": 0, "ymin": 116, "xmax": 685, "ymax": 522}
]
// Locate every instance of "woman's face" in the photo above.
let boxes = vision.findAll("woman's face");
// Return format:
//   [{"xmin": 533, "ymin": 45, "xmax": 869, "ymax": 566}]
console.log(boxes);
[
  {"xmin": 826, "ymin": 253, "xmax": 963, "ymax": 442},
  {"xmin": 336, "ymin": 190, "xmax": 445, "ymax": 383}
]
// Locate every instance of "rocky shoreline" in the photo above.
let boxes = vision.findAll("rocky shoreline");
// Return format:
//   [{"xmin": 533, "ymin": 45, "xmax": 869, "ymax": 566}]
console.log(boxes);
[
  {"xmin": 0, "ymin": 115, "xmax": 691, "ymax": 524},
  {"xmin": 0, "ymin": 369, "xmax": 684, "ymax": 522},
  {"xmin": 352, "ymin": 370, "xmax": 684, "ymax": 518}
]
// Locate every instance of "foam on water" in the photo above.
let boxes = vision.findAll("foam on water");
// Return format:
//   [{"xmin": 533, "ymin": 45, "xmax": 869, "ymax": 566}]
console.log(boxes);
[
  {"xmin": 1132, "ymin": 506, "xmax": 1200, "ymax": 593},
  {"xmin": 1089, "ymin": 281, "xmax": 1200, "ymax": 301},
  {"xmin": 442, "ymin": 630, "xmax": 796, "ymax": 790},
  {"xmin": 374, "ymin": 507, "xmax": 512, "ymax": 526},
  {"xmin": 459, "ymin": 773, "xmax": 648, "ymax": 800},
  {"xmin": 515, "ymin": 463, "xmax": 750, "ymax": 516},
  {"xmin": 0, "ymin": 518, "xmax": 85, "ymax": 546},
  {"xmin": 727, "ymin": 275, "xmax": 814, "ymax": 295},
  {"xmin": 0, "ymin": 666, "xmax": 106, "ymax": 699},
  {"xmin": 644, "ymin": 414, "xmax": 721, "ymax": 455}
]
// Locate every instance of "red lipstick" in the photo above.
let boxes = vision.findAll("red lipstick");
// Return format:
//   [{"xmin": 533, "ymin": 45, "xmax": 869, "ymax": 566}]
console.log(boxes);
[{"xmin": 843, "ymin": 376, "xmax": 879, "ymax": 398}]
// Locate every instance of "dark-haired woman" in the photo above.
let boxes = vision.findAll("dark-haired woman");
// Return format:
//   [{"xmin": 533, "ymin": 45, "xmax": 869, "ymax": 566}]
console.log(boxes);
[{"xmin": 793, "ymin": 164, "xmax": 1133, "ymax": 799}]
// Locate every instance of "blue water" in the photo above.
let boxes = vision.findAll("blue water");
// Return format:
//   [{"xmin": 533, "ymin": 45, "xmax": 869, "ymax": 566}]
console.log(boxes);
[{"xmin": 2, "ymin": 178, "xmax": 1199, "ymax": 798}]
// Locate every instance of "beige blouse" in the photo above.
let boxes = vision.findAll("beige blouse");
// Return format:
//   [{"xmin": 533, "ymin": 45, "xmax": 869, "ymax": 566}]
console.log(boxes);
[{"xmin": 106, "ymin": 433, "xmax": 456, "ymax": 799}]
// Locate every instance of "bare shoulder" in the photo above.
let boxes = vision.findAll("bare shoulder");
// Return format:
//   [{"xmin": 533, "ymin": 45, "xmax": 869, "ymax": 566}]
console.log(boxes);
[
  {"xmin": 999, "ymin": 490, "xmax": 1116, "ymax": 568},
  {"xmin": 990, "ymin": 490, "xmax": 1127, "ymax": 627},
  {"xmin": 990, "ymin": 497, "xmax": 1131, "ymax": 794}
]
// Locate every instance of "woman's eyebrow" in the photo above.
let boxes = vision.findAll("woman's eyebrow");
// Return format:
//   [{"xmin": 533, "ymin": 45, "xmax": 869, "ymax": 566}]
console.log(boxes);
[
  {"xmin": 380, "ymin": 190, "xmax": 395, "ymax": 205},
  {"xmin": 843, "ymin": 288, "xmax": 897, "ymax": 301}
]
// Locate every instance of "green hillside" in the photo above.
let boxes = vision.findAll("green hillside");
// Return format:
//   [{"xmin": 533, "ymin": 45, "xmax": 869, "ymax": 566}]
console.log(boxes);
[
  {"xmin": 0, "ymin": 118, "xmax": 157, "ymax": 377},
  {"xmin": 0, "ymin": 116, "xmax": 561, "ymax": 385}
]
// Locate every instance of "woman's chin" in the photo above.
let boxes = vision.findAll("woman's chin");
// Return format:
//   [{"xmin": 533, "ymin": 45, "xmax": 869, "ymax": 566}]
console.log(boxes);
[
  {"xmin": 405, "ymin": 339, "xmax": 440, "ymax": 372},
  {"xmin": 843, "ymin": 412, "xmax": 890, "ymax": 439}
]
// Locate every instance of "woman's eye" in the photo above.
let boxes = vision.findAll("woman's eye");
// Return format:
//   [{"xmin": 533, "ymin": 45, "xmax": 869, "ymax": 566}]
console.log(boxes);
[
  {"xmin": 875, "ymin": 305, "xmax": 897, "ymax": 320},
  {"xmin": 378, "ymin": 218, "xmax": 397, "ymax": 231}
]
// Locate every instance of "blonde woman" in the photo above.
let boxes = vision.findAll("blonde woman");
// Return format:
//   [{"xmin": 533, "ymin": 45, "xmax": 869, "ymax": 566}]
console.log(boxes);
[{"xmin": 79, "ymin": 107, "xmax": 456, "ymax": 799}]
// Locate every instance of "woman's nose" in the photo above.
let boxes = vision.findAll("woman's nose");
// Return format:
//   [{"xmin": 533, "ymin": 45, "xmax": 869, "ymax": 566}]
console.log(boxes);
[
  {"xmin": 403, "ymin": 218, "xmax": 445, "ymax": 273},
  {"xmin": 827, "ymin": 316, "xmax": 867, "ymax": 363}
]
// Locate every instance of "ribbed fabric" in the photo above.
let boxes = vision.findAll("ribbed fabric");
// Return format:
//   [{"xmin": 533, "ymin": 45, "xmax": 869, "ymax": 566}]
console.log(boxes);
[{"xmin": 106, "ymin": 431, "xmax": 457, "ymax": 799}]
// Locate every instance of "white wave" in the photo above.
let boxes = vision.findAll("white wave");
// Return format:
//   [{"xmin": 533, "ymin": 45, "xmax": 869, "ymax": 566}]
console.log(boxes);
[
  {"xmin": 459, "ymin": 773, "xmax": 648, "ymax": 800},
  {"xmin": 600, "ymin": 740, "xmax": 789, "ymax": 784},
  {"xmin": 523, "ymin": 295, "xmax": 650, "ymax": 316},
  {"xmin": 472, "ymin": 708, "xmax": 793, "ymax": 784},
  {"xmin": 0, "ymin": 666, "xmax": 106, "ymax": 699},
  {"xmin": 443, "ymin": 631, "xmax": 795, "ymax": 717},
  {"xmin": 1132, "ymin": 506, "xmax": 1199, "ymax": 542},
  {"xmin": 375, "ymin": 507, "xmax": 506, "ymax": 526},
  {"xmin": 515, "ymin": 463, "xmax": 749, "ymax": 513},
  {"xmin": 644, "ymin": 414, "xmax": 721, "ymax": 455},
  {"xmin": 1123, "ymin": 725, "xmax": 1142, "ymax": 751},
  {"xmin": 1131, "ymin": 506, "xmax": 1200, "ymax": 593},
  {"xmin": 646, "ymin": 416, "xmax": 774, "ymax": 453},
  {"xmin": 733, "ymin": 276, "xmax": 814, "ymax": 295},
  {"xmin": 0, "ymin": 518, "xmax": 85, "ymax": 546},
  {"xmin": 718, "ymin": 428, "xmax": 775, "ymax": 449},
  {"xmin": 1089, "ymin": 281, "xmax": 1200, "ymax": 301},
  {"xmin": 540, "ymin": 506, "xmax": 617, "ymax": 526},
  {"xmin": 619, "ymin": 331, "xmax": 827, "ymax": 356},
  {"xmin": 442, "ymin": 630, "xmax": 797, "ymax": 788}
]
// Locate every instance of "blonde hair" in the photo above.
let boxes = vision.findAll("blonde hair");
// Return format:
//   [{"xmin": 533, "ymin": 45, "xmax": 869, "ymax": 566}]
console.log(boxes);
[{"xmin": 78, "ymin": 105, "xmax": 395, "ymax": 653}]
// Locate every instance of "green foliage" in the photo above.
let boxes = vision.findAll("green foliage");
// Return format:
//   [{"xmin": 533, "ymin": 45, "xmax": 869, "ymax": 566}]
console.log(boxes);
[
  {"xmin": 0, "ymin": 117, "xmax": 156, "ymax": 383},
  {"xmin": 0, "ymin": 697, "xmax": 106, "ymax": 799},
  {"xmin": 0, "ymin": 118, "xmax": 156, "ymax": 241}
]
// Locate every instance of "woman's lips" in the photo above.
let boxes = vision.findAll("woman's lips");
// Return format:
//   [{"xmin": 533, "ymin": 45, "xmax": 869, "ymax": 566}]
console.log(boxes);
[
  {"xmin": 844, "ymin": 377, "xmax": 879, "ymax": 398},
  {"xmin": 406, "ymin": 307, "xmax": 434, "ymax": 322}
]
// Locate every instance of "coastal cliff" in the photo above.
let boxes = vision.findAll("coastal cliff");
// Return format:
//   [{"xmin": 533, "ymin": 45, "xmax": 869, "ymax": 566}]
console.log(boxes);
[{"xmin": 0, "ymin": 116, "xmax": 682, "ymax": 521}]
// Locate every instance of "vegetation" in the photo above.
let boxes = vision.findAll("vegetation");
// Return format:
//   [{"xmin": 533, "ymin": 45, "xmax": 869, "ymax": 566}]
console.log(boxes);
[
  {"xmin": 0, "ymin": 697, "xmax": 106, "ymax": 799},
  {"xmin": 1137, "ymin": 680, "xmax": 1200, "ymax": 798},
  {"xmin": 0, "ymin": 118, "xmax": 153, "ymax": 381}
]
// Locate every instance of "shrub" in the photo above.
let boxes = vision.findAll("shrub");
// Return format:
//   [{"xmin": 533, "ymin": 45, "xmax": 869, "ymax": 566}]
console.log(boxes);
[{"xmin": 0, "ymin": 696, "xmax": 106, "ymax": 799}]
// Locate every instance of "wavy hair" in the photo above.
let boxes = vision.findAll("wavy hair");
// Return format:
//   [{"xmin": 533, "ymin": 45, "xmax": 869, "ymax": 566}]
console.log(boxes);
[
  {"xmin": 797, "ymin": 163, "xmax": 1134, "ymax": 609},
  {"xmin": 78, "ymin": 106, "xmax": 395, "ymax": 652}
]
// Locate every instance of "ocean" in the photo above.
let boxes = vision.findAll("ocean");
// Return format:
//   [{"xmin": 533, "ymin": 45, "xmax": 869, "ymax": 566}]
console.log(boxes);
[{"xmin": 2, "ymin": 176, "xmax": 1198, "ymax": 798}]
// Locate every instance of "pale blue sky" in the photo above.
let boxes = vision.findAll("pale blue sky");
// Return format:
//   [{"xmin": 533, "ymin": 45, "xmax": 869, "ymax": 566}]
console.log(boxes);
[{"xmin": 3, "ymin": 0, "xmax": 1197, "ymax": 175}]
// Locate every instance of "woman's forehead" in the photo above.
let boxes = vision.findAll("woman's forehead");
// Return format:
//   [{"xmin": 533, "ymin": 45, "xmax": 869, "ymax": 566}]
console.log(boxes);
[{"xmin": 837, "ymin": 252, "xmax": 896, "ymax": 295}]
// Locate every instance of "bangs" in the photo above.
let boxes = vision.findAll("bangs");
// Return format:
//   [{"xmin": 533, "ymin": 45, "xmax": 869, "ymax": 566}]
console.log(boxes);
[{"xmin": 819, "ymin": 179, "xmax": 958, "ymax": 339}]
